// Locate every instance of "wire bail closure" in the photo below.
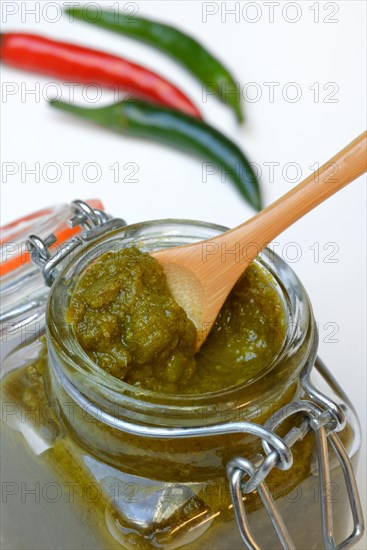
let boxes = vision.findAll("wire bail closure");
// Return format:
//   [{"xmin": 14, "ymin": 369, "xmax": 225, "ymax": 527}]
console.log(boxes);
[
  {"xmin": 226, "ymin": 332, "xmax": 364, "ymax": 550},
  {"xmin": 26, "ymin": 200, "xmax": 126, "ymax": 286}
]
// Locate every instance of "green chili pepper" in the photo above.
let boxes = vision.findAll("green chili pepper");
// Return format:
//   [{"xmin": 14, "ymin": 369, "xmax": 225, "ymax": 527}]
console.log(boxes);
[
  {"xmin": 64, "ymin": 6, "xmax": 243, "ymax": 123},
  {"xmin": 49, "ymin": 99, "xmax": 261, "ymax": 210}
]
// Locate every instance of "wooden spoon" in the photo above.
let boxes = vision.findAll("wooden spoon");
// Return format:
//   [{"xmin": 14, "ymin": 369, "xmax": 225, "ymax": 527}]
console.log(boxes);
[{"xmin": 153, "ymin": 131, "xmax": 367, "ymax": 349}]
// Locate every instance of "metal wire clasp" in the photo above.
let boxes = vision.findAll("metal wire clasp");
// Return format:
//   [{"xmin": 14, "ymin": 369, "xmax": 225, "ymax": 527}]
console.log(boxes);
[
  {"xmin": 26, "ymin": 200, "xmax": 126, "ymax": 286},
  {"xmin": 227, "ymin": 332, "xmax": 364, "ymax": 550}
]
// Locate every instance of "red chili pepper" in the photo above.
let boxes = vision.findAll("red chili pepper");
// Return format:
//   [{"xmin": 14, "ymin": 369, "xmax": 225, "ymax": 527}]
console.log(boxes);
[{"xmin": 0, "ymin": 33, "xmax": 202, "ymax": 118}]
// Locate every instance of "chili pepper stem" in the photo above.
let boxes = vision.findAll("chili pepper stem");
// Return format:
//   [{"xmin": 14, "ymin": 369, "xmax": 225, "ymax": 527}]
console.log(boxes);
[{"xmin": 234, "ymin": 103, "xmax": 244, "ymax": 124}]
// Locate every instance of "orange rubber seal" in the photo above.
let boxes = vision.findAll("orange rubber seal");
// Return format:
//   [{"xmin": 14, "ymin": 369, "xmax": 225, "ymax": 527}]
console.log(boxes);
[{"xmin": 0, "ymin": 199, "xmax": 103, "ymax": 277}]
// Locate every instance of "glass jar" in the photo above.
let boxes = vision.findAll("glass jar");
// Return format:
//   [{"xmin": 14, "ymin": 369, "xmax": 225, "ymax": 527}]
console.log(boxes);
[{"xmin": 0, "ymin": 205, "xmax": 363, "ymax": 550}]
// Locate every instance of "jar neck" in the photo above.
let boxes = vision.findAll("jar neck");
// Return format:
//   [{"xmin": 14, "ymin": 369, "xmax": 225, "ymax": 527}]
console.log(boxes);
[
  {"xmin": 46, "ymin": 322, "xmax": 316, "ymax": 479},
  {"xmin": 48, "ymin": 323, "xmax": 315, "ymax": 429}
]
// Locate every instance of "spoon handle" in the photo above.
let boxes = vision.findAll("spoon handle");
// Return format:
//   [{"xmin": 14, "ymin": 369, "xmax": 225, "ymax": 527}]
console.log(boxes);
[{"xmin": 227, "ymin": 131, "xmax": 367, "ymax": 252}]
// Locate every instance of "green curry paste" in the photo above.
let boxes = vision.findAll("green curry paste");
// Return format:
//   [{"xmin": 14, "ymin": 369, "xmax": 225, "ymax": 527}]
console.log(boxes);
[{"xmin": 66, "ymin": 247, "xmax": 286, "ymax": 394}]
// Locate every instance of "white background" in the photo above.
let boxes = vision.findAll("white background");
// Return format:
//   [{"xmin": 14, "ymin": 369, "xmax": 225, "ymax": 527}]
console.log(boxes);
[{"xmin": 1, "ymin": 1, "xmax": 366, "ymax": 547}]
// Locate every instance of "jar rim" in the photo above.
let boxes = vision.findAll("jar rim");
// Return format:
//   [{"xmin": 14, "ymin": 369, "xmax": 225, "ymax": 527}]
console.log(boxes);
[{"xmin": 46, "ymin": 218, "xmax": 315, "ymax": 425}]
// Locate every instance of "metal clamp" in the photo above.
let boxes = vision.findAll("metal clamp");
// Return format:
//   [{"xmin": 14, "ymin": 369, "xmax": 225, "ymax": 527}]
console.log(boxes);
[
  {"xmin": 226, "ymin": 331, "xmax": 364, "ymax": 550},
  {"xmin": 26, "ymin": 200, "xmax": 126, "ymax": 286}
]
